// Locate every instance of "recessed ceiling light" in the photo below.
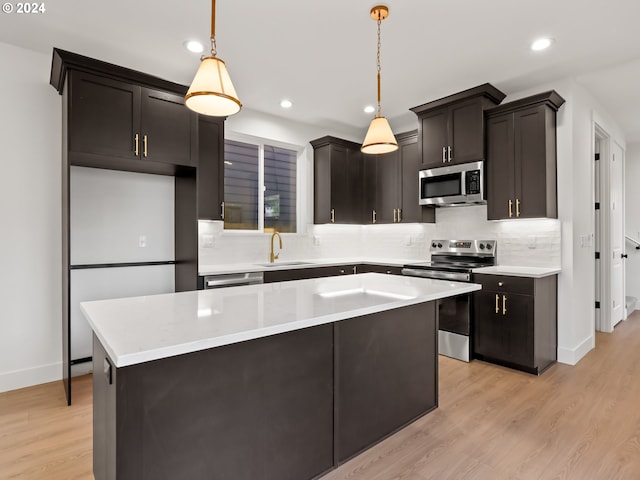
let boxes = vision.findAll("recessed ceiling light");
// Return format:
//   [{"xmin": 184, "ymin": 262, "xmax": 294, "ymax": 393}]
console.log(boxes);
[
  {"xmin": 364, "ymin": 105, "xmax": 375, "ymax": 114},
  {"xmin": 184, "ymin": 40, "xmax": 204, "ymax": 53},
  {"xmin": 280, "ymin": 99, "xmax": 293, "ymax": 108},
  {"xmin": 531, "ymin": 37, "xmax": 553, "ymax": 51}
]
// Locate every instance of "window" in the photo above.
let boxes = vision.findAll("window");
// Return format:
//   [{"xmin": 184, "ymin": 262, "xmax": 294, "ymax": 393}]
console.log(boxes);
[{"xmin": 223, "ymin": 139, "xmax": 297, "ymax": 233}]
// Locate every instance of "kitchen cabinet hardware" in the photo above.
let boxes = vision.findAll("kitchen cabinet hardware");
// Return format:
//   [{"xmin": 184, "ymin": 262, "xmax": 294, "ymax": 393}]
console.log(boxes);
[
  {"xmin": 372, "ymin": 210, "xmax": 377, "ymax": 223},
  {"xmin": 331, "ymin": 208, "xmax": 335, "ymax": 223},
  {"xmin": 410, "ymin": 84, "xmax": 505, "ymax": 169},
  {"xmin": 143, "ymin": 134, "xmax": 148, "ymax": 157},
  {"xmin": 134, "ymin": 133, "xmax": 139, "ymax": 156},
  {"xmin": 486, "ymin": 91, "xmax": 565, "ymax": 220},
  {"xmin": 393, "ymin": 208, "xmax": 397, "ymax": 223},
  {"xmin": 397, "ymin": 208, "xmax": 402, "ymax": 222},
  {"xmin": 220, "ymin": 202, "xmax": 225, "ymax": 220},
  {"xmin": 473, "ymin": 273, "xmax": 557, "ymax": 375}
]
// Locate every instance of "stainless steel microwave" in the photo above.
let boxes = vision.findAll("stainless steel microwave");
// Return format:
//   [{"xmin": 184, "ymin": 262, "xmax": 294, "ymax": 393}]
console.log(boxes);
[{"xmin": 419, "ymin": 161, "xmax": 485, "ymax": 206}]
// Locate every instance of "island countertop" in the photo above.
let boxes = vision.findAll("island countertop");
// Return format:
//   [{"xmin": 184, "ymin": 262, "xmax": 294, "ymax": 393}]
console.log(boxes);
[{"xmin": 81, "ymin": 272, "xmax": 480, "ymax": 368}]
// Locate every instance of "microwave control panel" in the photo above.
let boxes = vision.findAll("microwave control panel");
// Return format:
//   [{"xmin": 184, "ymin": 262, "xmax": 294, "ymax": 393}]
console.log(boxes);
[{"xmin": 465, "ymin": 170, "xmax": 481, "ymax": 194}]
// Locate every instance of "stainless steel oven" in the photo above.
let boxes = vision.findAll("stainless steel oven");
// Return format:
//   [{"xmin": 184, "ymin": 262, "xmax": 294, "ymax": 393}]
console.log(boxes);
[
  {"xmin": 419, "ymin": 161, "xmax": 484, "ymax": 206},
  {"xmin": 402, "ymin": 240, "xmax": 496, "ymax": 362}
]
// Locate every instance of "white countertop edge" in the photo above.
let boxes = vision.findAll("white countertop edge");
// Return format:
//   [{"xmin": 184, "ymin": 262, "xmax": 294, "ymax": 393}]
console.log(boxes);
[
  {"xmin": 92, "ymin": 281, "xmax": 481, "ymax": 368},
  {"xmin": 473, "ymin": 266, "xmax": 561, "ymax": 278},
  {"xmin": 198, "ymin": 257, "xmax": 416, "ymax": 276}
]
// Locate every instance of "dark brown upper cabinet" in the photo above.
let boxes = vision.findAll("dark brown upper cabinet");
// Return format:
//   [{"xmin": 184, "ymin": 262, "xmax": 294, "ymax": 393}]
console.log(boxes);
[
  {"xmin": 485, "ymin": 91, "xmax": 565, "ymax": 220},
  {"xmin": 68, "ymin": 70, "xmax": 195, "ymax": 170},
  {"xmin": 363, "ymin": 131, "xmax": 435, "ymax": 224},
  {"xmin": 311, "ymin": 136, "xmax": 363, "ymax": 224},
  {"xmin": 410, "ymin": 84, "xmax": 506, "ymax": 168},
  {"xmin": 196, "ymin": 116, "xmax": 225, "ymax": 220}
]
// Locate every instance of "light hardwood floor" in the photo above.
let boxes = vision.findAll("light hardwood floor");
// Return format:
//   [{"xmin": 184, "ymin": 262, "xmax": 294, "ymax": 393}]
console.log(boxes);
[{"xmin": 2, "ymin": 313, "xmax": 640, "ymax": 480}]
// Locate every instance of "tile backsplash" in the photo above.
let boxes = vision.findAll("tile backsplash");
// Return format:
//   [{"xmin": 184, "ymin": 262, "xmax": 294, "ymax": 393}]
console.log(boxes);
[{"xmin": 198, "ymin": 205, "xmax": 561, "ymax": 269}]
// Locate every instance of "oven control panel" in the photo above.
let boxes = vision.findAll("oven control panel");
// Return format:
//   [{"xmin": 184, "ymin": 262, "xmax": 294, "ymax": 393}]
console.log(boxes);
[{"xmin": 430, "ymin": 240, "xmax": 495, "ymax": 254}]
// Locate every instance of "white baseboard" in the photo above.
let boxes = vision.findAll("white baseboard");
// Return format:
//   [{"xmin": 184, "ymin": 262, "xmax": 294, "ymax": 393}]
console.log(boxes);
[
  {"xmin": 557, "ymin": 335, "xmax": 595, "ymax": 365},
  {"xmin": 0, "ymin": 362, "xmax": 62, "ymax": 394}
]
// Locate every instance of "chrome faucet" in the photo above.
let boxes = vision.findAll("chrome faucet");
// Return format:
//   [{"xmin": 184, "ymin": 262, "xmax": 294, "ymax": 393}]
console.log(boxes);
[{"xmin": 269, "ymin": 231, "xmax": 282, "ymax": 263}]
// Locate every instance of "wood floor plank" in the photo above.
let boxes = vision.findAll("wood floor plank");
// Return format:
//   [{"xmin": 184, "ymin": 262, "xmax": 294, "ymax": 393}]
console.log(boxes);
[{"xmin": 2, "ymin": 314, "xmax": 640, "ymax": 479}]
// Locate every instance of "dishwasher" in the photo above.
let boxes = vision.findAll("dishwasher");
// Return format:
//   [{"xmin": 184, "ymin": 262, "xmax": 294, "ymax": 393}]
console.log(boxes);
[{"xmin": 199, "ymin": 271, "xmax": 264, "ymax": 289}]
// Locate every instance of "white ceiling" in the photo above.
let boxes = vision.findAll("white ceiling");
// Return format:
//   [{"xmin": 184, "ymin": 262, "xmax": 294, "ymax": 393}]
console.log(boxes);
[{"xmin": 2, "ymin": 0, "xmax": 640, "ymax": 142}]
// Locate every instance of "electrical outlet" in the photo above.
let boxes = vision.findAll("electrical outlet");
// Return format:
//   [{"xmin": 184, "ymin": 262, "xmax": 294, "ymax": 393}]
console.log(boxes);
[
  {"xmin": 201, "ymin": 234, "xmax": 214, "ymax": 248},
  {"xmin": 313, "ymin": 235, "xmax": 321, "ymax": 246},
  {"xmin": 138, "ymin": 235, "xmax": 147, "ymax": 248},
  {"xmin": 527, "ymin": 235, "xmax": 536, "ymax": 249}
]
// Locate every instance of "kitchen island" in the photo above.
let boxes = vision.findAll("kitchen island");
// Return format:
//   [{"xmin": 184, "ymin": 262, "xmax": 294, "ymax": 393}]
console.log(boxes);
[{"xmin": 82, "ymin": 273, "xmax": 480, "ymax": 480}]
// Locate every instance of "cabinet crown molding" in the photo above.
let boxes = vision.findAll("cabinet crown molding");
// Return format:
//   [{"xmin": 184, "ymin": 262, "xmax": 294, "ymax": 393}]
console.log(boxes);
[
  {"xmin": 409, "ymin": 83, "xmax": 506, "ymax": 115},
  {"xmin": 485, "ymin": 90, "xmax": 566, "ymax": 117},
  {"xmin": 50, "ymin": 48, "xmax": 188, "ymax": 96}
]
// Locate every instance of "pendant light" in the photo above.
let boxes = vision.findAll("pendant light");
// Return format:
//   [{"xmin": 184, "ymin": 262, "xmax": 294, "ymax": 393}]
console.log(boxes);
[
  {"xmin": 185, "ymin": 0, "xmax": 242, "ymax": 116},
  {"xmin": 361, "ymin": 5, "xmax": 398, "ymax": 155}
]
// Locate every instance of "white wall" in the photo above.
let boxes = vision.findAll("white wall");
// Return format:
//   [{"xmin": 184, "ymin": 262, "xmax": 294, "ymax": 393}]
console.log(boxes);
[
  {"xmin": 0, "ymin": 42, "xmax": 62, "ymax": 392},
  {"xmin": 625, "ymin": 143, "xmax": 640, "ymax": 308}
]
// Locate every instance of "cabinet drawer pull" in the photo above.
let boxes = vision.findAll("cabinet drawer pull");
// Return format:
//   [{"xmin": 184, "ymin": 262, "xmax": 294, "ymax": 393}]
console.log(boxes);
[
  {"xmin": 516, "ymin": 198, "xmax": 521, "ymax": 217},
  {"xmin": 398, "ymin": 208, "xmax": 402, "ymax": 222},
  {"xmin": 393, "ymin": 208, "xmax": 397, "ymax": 223},
  {"xmin": 143, "ymin": 135, "xmax": 148, "ymax": 158},
  {"xmin": 221, "ymin": 201, "xmax": 225, "ymax": 220},
  {"xmin": 503, "ymin": 295, "xmax": 507, "ymax": 315},
  {"xmin": 495, "ymin": 294, "xmax": 500, "ymax": 314},
  {"xmin": 508, "ymin": 199, "xmax": 513, "ymax": 218},
  {"xmin": 372, "ymin": 210, "xmax": 377, "ymax": 224},
  {"xmin": 498, "ymin": 281, "xmax": 503, "ymax": 287},
  {"xmin": 331, "ymin": 208, "xmax": 335, "ymax": 223},
  {"xmin": 134, "ymin": 133, "xmax": 139, "ymax": 156},
  {"xmin": 448, "ymin": 146, "xmax": 452, "ymax": 162},
  {"xmin": 442, "ymin": 147, "xmax": 446, "ymax": 163}
]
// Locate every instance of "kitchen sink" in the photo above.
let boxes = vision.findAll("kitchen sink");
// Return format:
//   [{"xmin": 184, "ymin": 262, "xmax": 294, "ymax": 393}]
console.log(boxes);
[{"xmin": 255, "ymin": 261, "xmax": 314, "ymax": 268}]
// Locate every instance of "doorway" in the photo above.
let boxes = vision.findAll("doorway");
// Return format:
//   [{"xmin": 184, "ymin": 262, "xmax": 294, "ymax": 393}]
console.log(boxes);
[{"xmin": 594, "ymin": 123, "xmax": 625, "ymax": 332}]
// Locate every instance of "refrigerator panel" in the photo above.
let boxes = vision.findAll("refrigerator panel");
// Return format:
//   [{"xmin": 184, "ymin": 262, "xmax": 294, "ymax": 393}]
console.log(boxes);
[
  {"xmin": 70, "ymin": 265, "xmax": 175, "ymax": 361},
  {"xmin": 70, "ymin": 166, "xmax": 175, "ymax": 265}
]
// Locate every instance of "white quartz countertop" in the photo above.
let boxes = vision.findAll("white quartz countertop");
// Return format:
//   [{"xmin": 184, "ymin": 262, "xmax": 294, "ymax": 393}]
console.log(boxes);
[
  {"xmin": 473, "ymin": 265, "xmax": 561, "ymax": 278},
  {"xmin": 198, "ymin": 257, "xmax": 415, "ymax": 276},
  {"xmin": 82, "ymin": 273, "xmax": 480, "ymax": 368}
]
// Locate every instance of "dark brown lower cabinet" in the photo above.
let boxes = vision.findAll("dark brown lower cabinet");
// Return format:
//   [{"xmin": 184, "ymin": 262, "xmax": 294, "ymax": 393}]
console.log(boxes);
[
  {"xmin": 335, "ymin": 302, "xmax": 437, "ymax": 463},
  {"xmin": 93, "ymin": 301, "xmax": 438, "ymax": 480},
  {"xmin": 473, "ymin": 274, "xmax": 557, "ymax": 374}
]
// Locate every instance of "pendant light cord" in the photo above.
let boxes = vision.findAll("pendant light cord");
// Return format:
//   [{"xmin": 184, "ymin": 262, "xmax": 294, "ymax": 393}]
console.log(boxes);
[
  {"xmin": 210, "ymin": 0, "xmax": 217, "ymax": 56},
  {"xmin": 376, "ymin": 14, "xmax": 382, "ymax": 117}
]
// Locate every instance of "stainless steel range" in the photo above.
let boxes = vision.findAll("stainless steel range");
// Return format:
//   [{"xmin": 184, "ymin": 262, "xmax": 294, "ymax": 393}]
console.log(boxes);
[{"xmin": 402, "ymin": 240, "xmax": 496, "ymax": 362}]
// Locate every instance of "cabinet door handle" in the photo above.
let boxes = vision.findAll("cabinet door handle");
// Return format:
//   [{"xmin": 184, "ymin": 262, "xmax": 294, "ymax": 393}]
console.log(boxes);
[
  {"xmin": 495, "ymin": 294, "xmax": 500, "ymax": 314},
  {"xmin": 393, "ymin": 208, "xmax": 397, "ymax": 223},
  {"xmin": 143, "ymin": 135, "xmax": 148, "ymax": 158},
  {"xmin": 134, "ymin": 133, "xmax": 139, "ymax": 156},
  {"xmin": 442, "ymin": 147, "xmax": 446, "ymax": 163},
  {"xmin": 508, "ymin": 199, "xmax": 513, "ymax": 218},
  {"xmin": 398, "ymin": 208, "xmax": 402, "ymax": 222},
  {"xmin": 503, "ymin": 295, "xmax": 507, "ymax": 315},
  {"xmin": 448, "ymin": 146, "xmax": 452, "ymax": 162},
  {"xmin": 331, "ymin": 208, "xmax": 335, "ymax": 223},
  {"xmin": 352, "ymin": 266, "xmax": 357, "ymax": 274},
  {"xmin": 516, "ymin": 198, "xmax": 521, "ymax": 217},
  {"xmin": 339, "ymin": 269, "xmax": 345, "ymax": 274},
  {"xmin": 372, "ymin": 210, "xmax": 377, "ymax": 224},
  {"xmin": 220, "ymin": 201, "xmax": 225, "ymax": 220}
]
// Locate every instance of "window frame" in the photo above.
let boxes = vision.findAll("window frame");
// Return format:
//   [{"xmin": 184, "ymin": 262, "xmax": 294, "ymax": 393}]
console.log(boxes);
[{"xmin": 223, "ymin": 132, "xmax": 303, "ymax": 235}]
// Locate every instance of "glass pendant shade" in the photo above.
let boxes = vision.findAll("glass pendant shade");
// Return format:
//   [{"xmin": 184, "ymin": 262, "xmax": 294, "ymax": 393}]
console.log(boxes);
[
  {"xmin": 185, "ymin": 56, "xmax": 242, "ymax": 116},
  {"xmin": 361, "ymin": 116, "xmax": 398, "ymax": 154}
]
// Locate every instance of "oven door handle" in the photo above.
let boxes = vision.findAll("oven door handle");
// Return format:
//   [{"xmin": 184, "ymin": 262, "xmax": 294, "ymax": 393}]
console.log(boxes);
[{"xmin": 401, "ymin": 268, "xmax": 470, "ymax": 282}]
